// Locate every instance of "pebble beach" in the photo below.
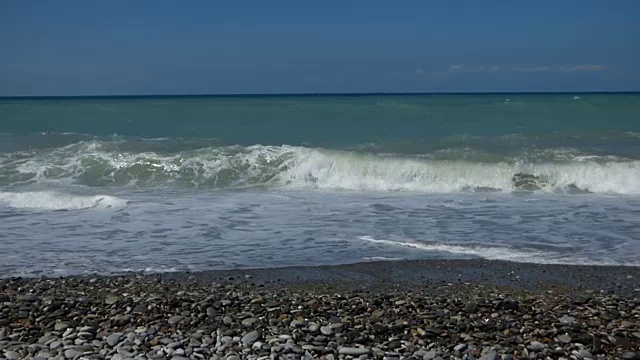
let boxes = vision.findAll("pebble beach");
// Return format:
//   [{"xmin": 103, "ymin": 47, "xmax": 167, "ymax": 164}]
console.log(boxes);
[{"xmin": 1, "ymin": 260, "xmax": 639, "ymax": 360}]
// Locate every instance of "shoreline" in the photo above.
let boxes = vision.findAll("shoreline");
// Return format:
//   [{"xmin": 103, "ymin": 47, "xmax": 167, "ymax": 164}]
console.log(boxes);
[
  {"xmin": 17, "ymin": 259, "xmax": 639, "ymax": 297},
  {"xmin": 1, "ymin": 259, "xmax": 639, "ymax": 359},
  {"xmin": 160, "ymin": 259, "xmax": 640, "ymax": 296}
]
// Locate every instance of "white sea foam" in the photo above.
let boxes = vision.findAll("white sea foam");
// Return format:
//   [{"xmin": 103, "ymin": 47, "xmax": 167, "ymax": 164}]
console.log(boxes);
[
  {"xmin": 0, "ymin": 191, "xmax": 127, "ymax": 210},
  {"xmin": 356, "ymin": 236, "xmax": 637, "ymax": 266},
  {"xmin": 3, "ymin": 142, "xmax": 640, "ymax": 194},
  {"xmin": 281, "ymin": 148, "xmax": 640, "ymax": 194}
]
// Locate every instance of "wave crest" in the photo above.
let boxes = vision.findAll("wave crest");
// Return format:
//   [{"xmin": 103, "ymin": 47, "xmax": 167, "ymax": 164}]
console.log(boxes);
[{"xmin": 1, "ymin": 142, "xmax": 639, "ymax": 194}]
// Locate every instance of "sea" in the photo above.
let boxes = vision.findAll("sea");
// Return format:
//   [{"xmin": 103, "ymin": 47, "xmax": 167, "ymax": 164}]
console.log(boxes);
[{"xmin": 1, "ymin": 93, "xmax": 639, "ymax": 277}]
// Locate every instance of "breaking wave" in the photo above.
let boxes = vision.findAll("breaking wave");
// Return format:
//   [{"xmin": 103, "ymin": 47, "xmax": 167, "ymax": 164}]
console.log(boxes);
[{"xmin": 1, "ymin": 141, "xmax": 640, "ymax": 194}]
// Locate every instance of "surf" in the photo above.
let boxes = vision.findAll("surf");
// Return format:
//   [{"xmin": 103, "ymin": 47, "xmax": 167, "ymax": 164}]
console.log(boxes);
[
  {"xmin": 2, "ymin": 141, "xmax": 640, "ymax": 195},
  {"xmin": 0, "ymin": 190, "xmax": 128, "ymax": 211}
]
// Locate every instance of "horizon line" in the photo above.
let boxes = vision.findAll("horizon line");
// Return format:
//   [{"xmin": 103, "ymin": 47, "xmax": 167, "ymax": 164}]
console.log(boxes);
[{"xmin": 1, "ymin": 90, "xmax": 639, "ymax": 100}]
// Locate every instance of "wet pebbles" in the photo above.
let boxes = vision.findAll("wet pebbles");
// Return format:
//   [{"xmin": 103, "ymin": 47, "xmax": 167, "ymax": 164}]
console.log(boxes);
[{"xmin": 0, "ymin": 275, "xmax": 638, "ymax": 359}]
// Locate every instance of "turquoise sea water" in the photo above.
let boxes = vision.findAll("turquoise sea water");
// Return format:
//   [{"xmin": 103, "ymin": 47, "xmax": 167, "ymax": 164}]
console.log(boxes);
[{"xmin": 1, "ymin": 93, "xmax": 639, "ymax": 276}]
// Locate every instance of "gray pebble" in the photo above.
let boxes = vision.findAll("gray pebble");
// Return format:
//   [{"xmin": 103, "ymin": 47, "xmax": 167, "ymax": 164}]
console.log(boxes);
[
  {"xmin": 320, "ymin": 325, "xmax": 333, "ymax": 335},
  {"xmin": 64, "ymin": 348, "xmax": 81, "ymax": 359},
  {"xmin": 107, "ymin": 332, "xmax": 123, "ymax": 347},
  {"xmin": 338, "ymin": 347, "xmax": 371, "ymax": 356},
  {"xmin": 4, "ymin": 351, "xmax": 20, "ymax": 360},
  {"xmin": 242, "ymin": 318, "xmax": 257, "ymax": 327},
  {"xmin": 578, "ymin": 349, "xmax": 593, "ymax": 359},
  {"xmin": 559, "ymin": 315, "xmax": 576, "ymax": 324},
  {"xmin": 558, "ymin": 334, "xmax": 571, "ymax": 343},
  {"xmin": 241, "ymin": 330, "xmax": 260, "ymax": 346},
  {"xmin": 168, "ymin": 315, "xmax": 184, "ymax": 325},
  {"xmin": 454, "ymin": 343, "xmax": 467, "ymax": 352},
  {"xmin": 480, "ymin": 351, "xmax": 498, "ymax": 360},
  {"xmin": 423, "ymin": 350, "xmax": 437, "ymax": 360},
  {"xmin": 54, "ymin": 322, "xmax": 70, "ymax": 331}
]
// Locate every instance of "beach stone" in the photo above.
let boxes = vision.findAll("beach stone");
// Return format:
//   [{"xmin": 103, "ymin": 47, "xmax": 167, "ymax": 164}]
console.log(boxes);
[
  {"xmin": 558, "ymin": 334, "xmax": 571, "ymax": 343},
  {"xmin": 622, "ymin": 352, "xmax": 638, "ymax": 360},
  {"xmin": 242, "ymin": 318, "xmax": 257, "ymax": 327},
  {"xmin": 131, "ymin": 304, "xmax": 146, "ymax": 314},
  {"xmin": 104, "ymin": 295, "xmax": 119, "ymax": 305},
  {"xmin": 529, "ymin": 341, "xmax": 545, "ymax": 351},
  {"xmin": 64, "ymin": 349, "xmax": 81, "ymax": 359},
  {"xmin": 578, "ymin": 349, "xmax": 593, "ymax": 359},
  {"xmin": 4, "ymin": 351, "xmax": 20, "ymax": 360},
  {"xmin": 559, "ymin": 315, "xmax": 576, "ymax": 324},
  {"xmin": 168, "ymin": 315, "xmax": 184, "ymax": 325},
  {"xmin": 465, "ymin": 301, "xmax": 478, "ymax": 313},
  {"xmin": 54, "ymin": 322, "xmax": 70, "ymax": 331},
  {"xmin": 320, "ymin": 325, "xmax": 333, "ymax": 335},
  {"xmin": 423, "ymin": 350, "xmax": 437, "ymax": 360},
  {"xmin": 499, "ymin": 299, "xmax": 519, "ymax": 310},
  {"xmin": 388, "ymin": 340, "xmax": 401, "ymax": 350},
  {"xmin": 338, "ymin": 347, "xmax": 371, "ymax": 356},
  {"xmin": 454, "ymin": 343, "xmax": 467, "ymax": 352},
  {"xmin": 77, "ymin": 331, "xmax": 94, "ymax": 340},
  {"xmin": 480, "ymin": 351, "xmax": 499, "ymax": 360},
  {"xmin": 206, "ymin": 307, "xmax": 217, "ymax": 317},
  {"xmin": 79, "ymin": 326, "xmax": 94, "ymax": 333},
  {"xmin": 290, "ymin": 319, "xmax": 305, "ymax": 328},
  {"xmin": 107, "ymin": 333, "xmax": 123, "ymax": 347},
  {"xmin": 50, "ymin": 340, "xmax": 63, "ymax": 350},
  {"xmin": 241, "ymin": 330, "xmax": 260, "ymax": 346}
]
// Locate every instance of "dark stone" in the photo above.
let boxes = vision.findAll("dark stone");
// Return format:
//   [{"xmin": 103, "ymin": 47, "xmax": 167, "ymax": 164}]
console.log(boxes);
[{"xmin": 465, "ymin": 302, "xmax": 478, "ymax": 313}]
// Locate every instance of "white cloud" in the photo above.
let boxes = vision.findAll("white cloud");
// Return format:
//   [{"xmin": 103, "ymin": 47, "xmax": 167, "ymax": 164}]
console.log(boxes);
[
  {"xmin": 446, "ymin": 64, "xmax": 606, "ymax": 74},
  {"xmin": 511, "ymin": 66, "xmax": 551, "ymax": 73},
  {"xmin": 561, "ymin": 64, "xmax": 606, "ymax": 72}
]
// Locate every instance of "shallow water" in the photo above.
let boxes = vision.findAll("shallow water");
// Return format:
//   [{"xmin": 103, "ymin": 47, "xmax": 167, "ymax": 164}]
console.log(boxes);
[{"xmin": 1, "ymin": 93, "xmax": 639, "ymax": 276}]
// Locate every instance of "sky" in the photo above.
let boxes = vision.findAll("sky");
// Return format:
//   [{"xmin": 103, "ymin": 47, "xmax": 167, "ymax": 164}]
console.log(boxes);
[{"xmin": 1, "ymin": 0, "xmax": 639, "ymax": 96}]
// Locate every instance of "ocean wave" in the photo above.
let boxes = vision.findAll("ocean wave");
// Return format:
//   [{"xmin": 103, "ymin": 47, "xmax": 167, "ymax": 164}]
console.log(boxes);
[
  {"xmin": 1, "ymin": 141, "xmax": 640, "ymax": 194},
  {"xmin": 0, "ymin": 190, "xmax": 128, "ymax": 210},
  {"xmin": 357, "ymin": 236, "xmax": 639, "ymax": 266}
]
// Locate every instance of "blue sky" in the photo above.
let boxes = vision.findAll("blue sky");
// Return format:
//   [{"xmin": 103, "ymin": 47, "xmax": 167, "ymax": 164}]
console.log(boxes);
[{"xmin": 1, "ymin": 0, "xmax": 639, "ymax": 95}]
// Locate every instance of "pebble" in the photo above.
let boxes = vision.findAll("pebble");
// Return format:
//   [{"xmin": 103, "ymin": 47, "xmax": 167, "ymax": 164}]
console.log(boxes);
[
  {"xmin": 4, "ymin": 351, "xmax": 20, "ymax": 360},
  {"xmin": 578, "ymin": 349, "xmax": 593, "ymax": 359},
  {"xmin": 454, "ymin": 343, "xmax": 467, "ymax": 352},
  {"xmin": 168, "ymin": 315, "xmax": 184, "ymax": 325},
  {"xmin": 558, "ymin": 334, "xmax": 571, "ymax": 343},
  {"xmin": 54, "ymin": 322, "xmax": 70, "ymax": 331},
  {"xmin": 338, "ymin": 347, "xmax": 371, "ymax": 356},
  {"xmin": 64, "ymin": 349, "xmax": 82, "ymax": 359},
  {"xmin": 320, "ymin": 325, "xmax": 333, "ymax": 335},
  {"xmin": 0, "ymin": 273, "xmax": 637, "ymax": 360},
  {"xmin": 107, "ymin": 332, "xmax": 123, "ymax": 347},
  {"xmin": 559, "ymin": 315, "xmax": 576, "ymax": 324},
  {"xmin": 241, "ymin": 330, "xmax": 260, "ymax": 346},
  {"xmin": 104, "ymin": 295, "xmax": 119, "ymax": 305}
]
